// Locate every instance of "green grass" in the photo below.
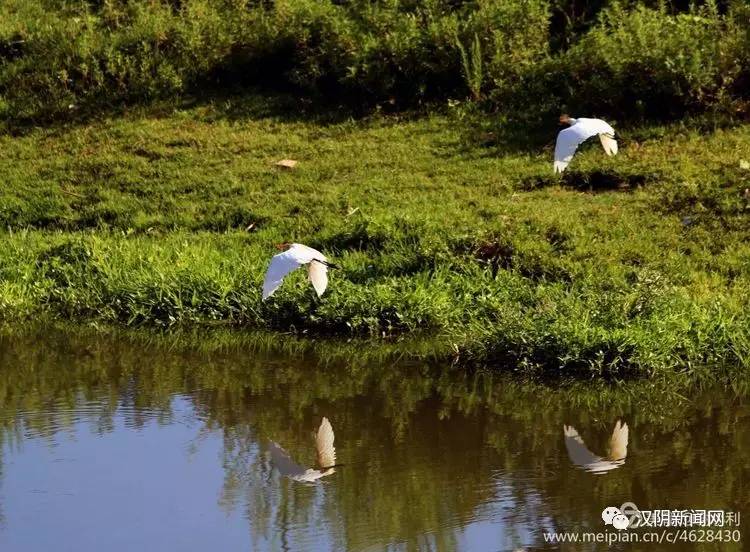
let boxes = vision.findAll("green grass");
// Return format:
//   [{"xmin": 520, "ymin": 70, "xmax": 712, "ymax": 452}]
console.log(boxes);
[{"xmin": 0, "ymin": 94, "xmax": 748, "ymax": 377}]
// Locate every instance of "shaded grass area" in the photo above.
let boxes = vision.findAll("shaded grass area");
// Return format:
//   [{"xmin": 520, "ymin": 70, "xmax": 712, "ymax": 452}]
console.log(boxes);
[{"xmin": 0, "ymin": 96, "xmax": 748, "ymax": 377}]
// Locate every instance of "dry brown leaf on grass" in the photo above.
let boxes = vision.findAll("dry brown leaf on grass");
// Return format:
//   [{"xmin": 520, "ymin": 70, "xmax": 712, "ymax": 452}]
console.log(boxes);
[{"xmin": 275, "ymin": 159, "xmax": 298, "ymax": 169}]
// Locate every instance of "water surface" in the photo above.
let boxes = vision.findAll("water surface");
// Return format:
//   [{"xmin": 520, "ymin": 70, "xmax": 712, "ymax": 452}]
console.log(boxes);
[{"xmin": 0, "ymin": 331, "xmax": 747, "ymax": 551}]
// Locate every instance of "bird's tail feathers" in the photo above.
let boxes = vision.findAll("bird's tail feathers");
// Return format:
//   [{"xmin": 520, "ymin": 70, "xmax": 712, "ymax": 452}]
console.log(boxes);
[{"xmin": 600, "ymin": 133, "xmax": 618, "ymax": 156}]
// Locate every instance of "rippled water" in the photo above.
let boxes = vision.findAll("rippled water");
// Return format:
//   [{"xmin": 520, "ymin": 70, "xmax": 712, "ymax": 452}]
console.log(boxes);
[{"xmin": 0, "ymin": 331, "xmax": 747, "ymax": 551}]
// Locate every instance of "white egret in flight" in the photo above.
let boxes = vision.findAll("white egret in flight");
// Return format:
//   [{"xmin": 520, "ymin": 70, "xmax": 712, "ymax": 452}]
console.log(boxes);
[
  {"xmin": 262, "ymin": 243, "xmax": 338, "ymax": 300},
  {"xmin": 554, "ymin": 115, "xmax": 618, "ymax": 173},
  {"xmin": 269, "ymin": 417, "xmax": 338, "ymax": 482},
  {"xmin": 563, "ymin": 420, "xmax": 629, "ymax": 474}
]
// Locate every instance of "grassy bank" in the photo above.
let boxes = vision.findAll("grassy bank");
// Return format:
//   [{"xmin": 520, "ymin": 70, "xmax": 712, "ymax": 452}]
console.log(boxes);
[{"xmin": 0, "ymin": 94, "xmax": 748, "ymax": 376}]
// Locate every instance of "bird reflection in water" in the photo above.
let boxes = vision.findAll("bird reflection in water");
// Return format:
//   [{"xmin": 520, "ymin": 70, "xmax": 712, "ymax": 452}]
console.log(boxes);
[
  {"xmin": 270, "ymin": 417, "xmax": 338, "ymax": 482},
  {"xmin": 563, "ymin": 420, "xmax": 629, "ymax": 474}
]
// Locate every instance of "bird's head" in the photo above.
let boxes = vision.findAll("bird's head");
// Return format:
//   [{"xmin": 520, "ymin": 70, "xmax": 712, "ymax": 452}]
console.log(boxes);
[
  {"xmin": 274, "ymin": 242, "xmax": 291, "ymax": 251},
  {"xmin": 559, "ymin": 114, "xmax": 573, "ymax": 125}
]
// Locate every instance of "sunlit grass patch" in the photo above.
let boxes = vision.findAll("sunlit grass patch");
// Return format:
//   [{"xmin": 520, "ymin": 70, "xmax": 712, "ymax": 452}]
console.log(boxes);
[{"xmin": 0, "ymin": 100, "xmax": 748, "ymax": 377}]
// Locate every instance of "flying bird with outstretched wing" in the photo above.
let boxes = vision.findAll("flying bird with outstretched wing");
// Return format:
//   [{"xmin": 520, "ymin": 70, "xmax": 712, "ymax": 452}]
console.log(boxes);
[
  {"xmin": 554, "ymin": 115, "xmax": 618, "ymax": 173},
  {"xmin": 262, "ymin": 243, "xmax": 338, "ymax": 300}
]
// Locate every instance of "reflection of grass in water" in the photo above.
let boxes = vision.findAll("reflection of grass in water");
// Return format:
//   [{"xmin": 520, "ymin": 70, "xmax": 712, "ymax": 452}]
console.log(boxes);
[
  {"xmin": 0, "ymin": 102, "xmax": 749, "ymax": 377},
  {"xmin": 0, "ymin": 328, "xmax": 746, "ymax": 550},
  {"xmin": 0, "ymin": 324, "xmax": 746, "ymax": 428}
]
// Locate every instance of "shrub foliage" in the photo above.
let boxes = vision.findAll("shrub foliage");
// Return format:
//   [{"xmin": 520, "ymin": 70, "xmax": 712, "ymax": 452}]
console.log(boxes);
[{"xmin": 1, "ymin": 0, "xmax": 748, "ymax": 124}]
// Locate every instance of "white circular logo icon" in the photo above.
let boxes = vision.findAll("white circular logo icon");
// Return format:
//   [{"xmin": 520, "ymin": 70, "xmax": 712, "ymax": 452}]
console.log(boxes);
[
  {"xmin": 602, "ymin": 506, "xmax": 621, "ymax": 525},
  {"xmin": 612, "ymin": 513, "xmax": 630, "ymax": 530}
]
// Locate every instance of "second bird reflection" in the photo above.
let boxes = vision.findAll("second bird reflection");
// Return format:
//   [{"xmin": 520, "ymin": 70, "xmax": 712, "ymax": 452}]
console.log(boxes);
[
  {"xmin": 563, "ymin": 420, "xmax": 629, "ymax": 474},
  {"xmin": 270, "ymin": 417, "xmax": 338, "ymax": 482}
]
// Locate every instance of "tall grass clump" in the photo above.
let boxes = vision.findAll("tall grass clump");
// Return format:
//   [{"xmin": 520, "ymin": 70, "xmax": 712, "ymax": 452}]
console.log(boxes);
[{"xmin": 199, "ymin": 0, "xmax": 550, "ymax": 106}]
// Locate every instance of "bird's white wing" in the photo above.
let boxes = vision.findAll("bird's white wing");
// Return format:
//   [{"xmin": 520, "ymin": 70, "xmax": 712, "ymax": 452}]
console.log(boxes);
[
  {"xmin": 308, "ymin": 261, "xmax": 329, "ymax": 297},
  {"xmin": 262, "ymin": 250, "xmax": 304, "ymax": 300},
  {"xmin": 289, "ymin": 243, "xmax": 329, "ymax": 297},
  {"xmin": 580, "ymin": 118, "xmax": 617, "ymax": 156},
  {"xmin": 288, "ymin": 243, "xmax": 327, "ymax": 264},
  {"xmin": 554, "ymin": 125, "xmax": 598, "ymax": 173},
  {"xmin": 315, "ymin": 417, "xmax": 336, "ymax": 469},
  {"xmin": 563, "ymin": 425, "xmax": 602, "ymax": 467},
  {"xmin": 564, "ymin": 424, "xmax": 625, "ymax": 474},
  {"xmin": 608, "ymin": 420, "xmax": 629, "ymax": 461},
  {"xmin": 269, "ymin": 441, "xmax": 308, "ymax": 479},
  {"xmin": 263, "ymin": 243, "xmax": 331, "ymax": 300},
  {"xmin": 554, "ymin": 118, "xmax": 616, "ymax": 172},
  {"xmin": 577, "ymin": 117, "xmax": 615, "ymax": 136}
]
